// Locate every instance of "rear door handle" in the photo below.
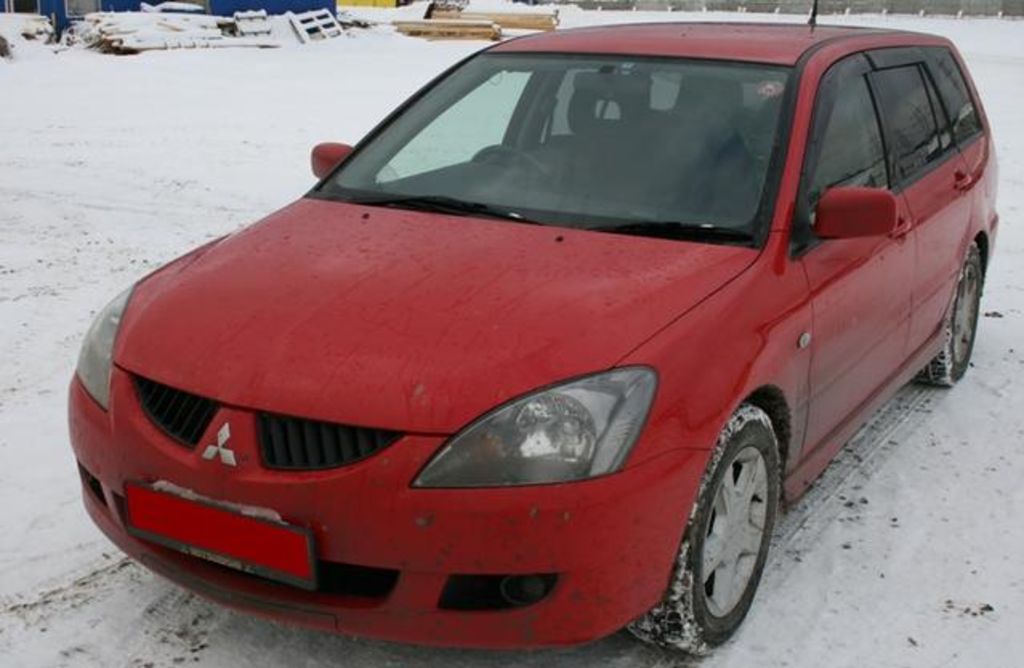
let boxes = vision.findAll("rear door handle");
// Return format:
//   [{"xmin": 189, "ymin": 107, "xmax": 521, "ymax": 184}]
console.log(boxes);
[{"xmin": 954, "ymin": 169, "xmax": 975, "ymax": 191}]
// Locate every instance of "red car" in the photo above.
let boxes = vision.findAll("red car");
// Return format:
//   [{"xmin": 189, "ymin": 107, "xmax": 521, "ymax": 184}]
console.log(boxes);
[{"xmin": 69, "ymin": 23, "xmax": 997, "ymax": 652}]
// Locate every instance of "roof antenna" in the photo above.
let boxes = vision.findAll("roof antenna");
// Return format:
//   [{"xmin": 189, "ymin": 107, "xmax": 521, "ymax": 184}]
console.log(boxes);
[{"xmin": 808, "ymin": 0, "xmax": 819, "ymax": 29}]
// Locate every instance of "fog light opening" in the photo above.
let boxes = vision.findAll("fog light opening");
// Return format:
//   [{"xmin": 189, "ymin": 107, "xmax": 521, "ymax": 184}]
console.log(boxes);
[
  {"xmin": 438, "ymin": 573, "xmax": 559, "ymax": 610},
  {"xmin": 78, "ymin": 462, "xmax": 107, "ymax": 509},
  {"xmin": 499, "ymin": 574, "xmax": 556, "ymax": 607}
]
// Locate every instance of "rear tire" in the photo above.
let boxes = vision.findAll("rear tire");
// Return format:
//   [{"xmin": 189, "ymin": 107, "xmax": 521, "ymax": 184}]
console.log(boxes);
[
  {"xmin": 918, "ymin": 243, "xmax": 983, "ymax": 387},
  {"xmin": 628, "ymin": 404, "xmax": 780, "ymax": 653}
]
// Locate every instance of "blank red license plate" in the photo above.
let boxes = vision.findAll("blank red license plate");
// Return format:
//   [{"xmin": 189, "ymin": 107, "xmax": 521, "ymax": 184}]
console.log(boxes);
[{"xmin": 124, "ymin": 483, "xmax": 317, "ymax": 590}]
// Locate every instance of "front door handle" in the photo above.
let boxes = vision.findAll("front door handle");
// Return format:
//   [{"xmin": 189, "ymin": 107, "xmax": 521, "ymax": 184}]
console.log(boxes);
[{"xmin": 954, "ymin": 169, "xmax": 975, "ymax": 191}]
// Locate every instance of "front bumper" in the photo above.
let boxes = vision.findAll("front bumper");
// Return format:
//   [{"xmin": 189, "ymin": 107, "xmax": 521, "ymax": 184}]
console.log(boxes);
[{"xmin": 69, "ymin": 368, "xmax": 706, "ymax": 648}]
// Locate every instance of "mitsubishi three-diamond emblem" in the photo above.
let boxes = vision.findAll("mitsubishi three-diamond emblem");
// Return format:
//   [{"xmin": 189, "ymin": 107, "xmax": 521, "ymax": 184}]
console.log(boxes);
[{"xmin": 201, "ymin": 423, "xmax": 236, "ymax": 466}]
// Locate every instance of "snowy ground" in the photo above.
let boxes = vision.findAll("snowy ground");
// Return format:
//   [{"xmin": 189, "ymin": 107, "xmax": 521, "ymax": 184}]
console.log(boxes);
[{"xmin": 1, "ymin": 5, "xmax": 1023, "ymax": 667}]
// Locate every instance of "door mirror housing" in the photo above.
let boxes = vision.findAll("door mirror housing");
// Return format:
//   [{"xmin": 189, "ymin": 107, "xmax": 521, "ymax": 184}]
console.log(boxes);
[
  {"xmin": 311, "ymin": 143, "xmax": 354, "ymax": 180},
  {"xmin": 814, "ymin": 187, "xmax": 898, "ymax": 239}
]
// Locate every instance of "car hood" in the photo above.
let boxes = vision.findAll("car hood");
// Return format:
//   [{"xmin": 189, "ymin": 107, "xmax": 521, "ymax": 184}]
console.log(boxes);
[{"xmin": 116, "ymin": 198, "xmax": 758, "ymax": 434}]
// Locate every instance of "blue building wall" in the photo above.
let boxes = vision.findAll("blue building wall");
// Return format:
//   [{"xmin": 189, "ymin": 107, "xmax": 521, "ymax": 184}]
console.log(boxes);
[
  {"xmin": 100, "ymin": 0, "xmax": 333, "ymax": 17},
  {"xmin": 2, "ymin": 0, "xmax": 332, "ymax": 34}
]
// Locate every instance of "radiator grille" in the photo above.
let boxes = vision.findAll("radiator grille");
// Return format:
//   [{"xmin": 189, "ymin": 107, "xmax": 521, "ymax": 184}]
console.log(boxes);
[
  {"xmin": 257, "ymin": 413, "xmax": 401, "ymax": 470},
  {"xmin": 133, "ymin": 376, "xmax": 218, "ymax": 447}
]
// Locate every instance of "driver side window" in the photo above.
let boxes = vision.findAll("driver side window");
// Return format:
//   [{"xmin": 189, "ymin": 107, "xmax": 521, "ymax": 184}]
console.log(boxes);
[{"xmin": 808, "ymin": 63, "xmax": 889, "ymax": 209}]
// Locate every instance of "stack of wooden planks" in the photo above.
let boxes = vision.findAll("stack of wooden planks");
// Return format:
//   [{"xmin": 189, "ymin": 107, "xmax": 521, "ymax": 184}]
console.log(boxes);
[
  {"xmin": 392, "ymin": 18, "xmax": 501, "ymax": 41},
  {"xmin": 428, "ymin": 8, "xmax": 558, "ymax": 31}
]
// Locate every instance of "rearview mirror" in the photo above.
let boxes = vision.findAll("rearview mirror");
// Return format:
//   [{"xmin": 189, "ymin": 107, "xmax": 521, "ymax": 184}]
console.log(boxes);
[
  {"xmin": 814, "ymin": 187, "xmax": 898, "ymax": 239},
  {"xmin": 311, "ymin": 143, "xmax": 354, "ymax": 180}
]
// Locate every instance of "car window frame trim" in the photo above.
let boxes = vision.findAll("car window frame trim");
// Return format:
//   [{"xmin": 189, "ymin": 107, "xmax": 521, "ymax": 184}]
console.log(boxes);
[{"xmin": 789, "ymin": 42, "xmax": 986, "ymax": 258}]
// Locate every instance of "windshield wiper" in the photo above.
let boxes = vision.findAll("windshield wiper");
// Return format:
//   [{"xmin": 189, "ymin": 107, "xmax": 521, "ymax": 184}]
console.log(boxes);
[
  {"xmin": 593, "ymin": 221, "xmax": 754, "ymax": 244},
  {"xmin": 346, "ymin": 194, "xmax": 541, "ymax": 225}
]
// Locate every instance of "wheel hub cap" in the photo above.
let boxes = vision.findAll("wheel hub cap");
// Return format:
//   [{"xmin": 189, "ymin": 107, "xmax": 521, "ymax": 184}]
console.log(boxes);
[
  {"xmin": 702, "ymin": 446, "xmax": 769, "ymax": 618},
  {"xmin": 952, "ymin": 262, "xmax": 980, "ymax": 365}
]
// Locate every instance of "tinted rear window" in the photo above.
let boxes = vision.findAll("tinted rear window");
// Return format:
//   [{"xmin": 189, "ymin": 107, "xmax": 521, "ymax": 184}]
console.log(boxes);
[
  {"xmin": 925, "ymin": 47, "xmax": 983, "ymax": 144},
  {"xmin": 869, "ymin": 65, "xmax": 947, "ymax": 183}
]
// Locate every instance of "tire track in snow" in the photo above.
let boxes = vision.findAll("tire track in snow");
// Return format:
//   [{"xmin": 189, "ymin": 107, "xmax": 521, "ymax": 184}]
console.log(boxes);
[
  {"xmin": 0, "ymin": 556, "xmax": 134, "ymax": 626},
  {"xmin": 769, "ymin": 384, "xmax": 937, "ymax": 567}
]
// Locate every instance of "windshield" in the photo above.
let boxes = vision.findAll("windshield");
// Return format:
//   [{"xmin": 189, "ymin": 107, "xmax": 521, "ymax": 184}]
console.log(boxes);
[{"xmin": 319, "ymin": 53, "xmax": 791, "ymax": 240}]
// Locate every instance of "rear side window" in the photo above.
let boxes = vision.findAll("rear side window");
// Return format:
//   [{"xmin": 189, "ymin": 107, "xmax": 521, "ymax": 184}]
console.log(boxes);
[
  {"xmin": 808, "ymin": 60, "xmax": 888, "ymax": 206},
  {"xmin": 924, "ymin": 47, "xmax": 983, "ymax": 144},
  {"xmin": 869, "ymin": 65, "xmax": 947, "ymax": 183}
]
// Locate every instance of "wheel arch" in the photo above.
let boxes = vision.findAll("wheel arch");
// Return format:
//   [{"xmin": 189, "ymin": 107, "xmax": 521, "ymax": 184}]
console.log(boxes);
[
  {"xmin": 973, "ymin": 230, "xmax": 989, "ymax": 277},
  {"xmin": 741, "ymin": 385, "xmax": 792, "ymax": 494}
]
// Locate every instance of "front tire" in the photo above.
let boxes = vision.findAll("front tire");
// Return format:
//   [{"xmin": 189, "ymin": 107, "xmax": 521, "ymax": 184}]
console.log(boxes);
[
  {"xmin": 918, "ymin": 242, "xmax": 983, "ymax": 387},
  {"xmin": 629, "ymin": 404, "xmax": 780, "ymax": 653}
]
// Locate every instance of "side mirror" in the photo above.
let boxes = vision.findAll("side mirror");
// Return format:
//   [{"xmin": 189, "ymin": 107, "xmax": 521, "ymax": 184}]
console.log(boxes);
[
  {"xmin": 814, "ymin": 187, "xmax": 898, "ymax": 239},
  {"xmin": 311, "ymin": 143, "xmax": 354, "ymax": 180}
]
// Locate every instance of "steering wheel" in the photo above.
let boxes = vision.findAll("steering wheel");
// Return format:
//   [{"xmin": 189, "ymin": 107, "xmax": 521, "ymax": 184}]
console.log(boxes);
[{"xmin": 472, "ymin": 145, "xmax": 550, "ymax": 178}]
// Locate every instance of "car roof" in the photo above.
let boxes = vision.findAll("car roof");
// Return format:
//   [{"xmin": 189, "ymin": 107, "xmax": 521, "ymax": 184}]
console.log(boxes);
[{"xmin": 491, "ymin": 22, "xmax": 930, "ymax": 66}]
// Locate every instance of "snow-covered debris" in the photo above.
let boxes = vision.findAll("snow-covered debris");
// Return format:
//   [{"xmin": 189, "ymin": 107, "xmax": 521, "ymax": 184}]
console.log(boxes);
[
  {"xmin": 14, "ymin": 13, "xmax": 54, "ymax": 40},
  {"xmin": 0, "ymin": 14, "xmax": 53, "ymax": 45},
  {"xmin": 61, "ymin": 9, "xmax": 369, "ymax": 54},
  {"xmin": 140, "ymin": 1, "xmax": 206, "ymax": 13},
  {"xmin": 0, "ymin": 14, "xmax": 55, "ymax": 61},
  {"xmin": 72, "ymin": 11, "xmax": 280, "ymax": 53}
]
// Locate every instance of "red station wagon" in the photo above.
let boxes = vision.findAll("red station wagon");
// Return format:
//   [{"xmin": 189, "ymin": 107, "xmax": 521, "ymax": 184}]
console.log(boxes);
[{"xmin": 69, "ymin": 23, "xmax": 998, "ymax": 652}]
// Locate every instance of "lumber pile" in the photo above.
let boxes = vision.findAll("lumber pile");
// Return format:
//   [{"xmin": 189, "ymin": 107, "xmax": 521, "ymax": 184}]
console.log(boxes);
[
  {"xmin": 429, "ymin": 9, "xmax": 558, "ymax": 31},
  {"xmin": 393, "ymin": 18, "xmax": 500, "ymax": 41},
  {"xmin": 73, "ymin": 12, "xmax": 279, "ymax": 54}
]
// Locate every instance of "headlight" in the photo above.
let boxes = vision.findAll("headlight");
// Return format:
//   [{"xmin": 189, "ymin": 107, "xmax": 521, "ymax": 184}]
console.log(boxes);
[
  {"xmin": 76, "ymin": 287, "xmax": 133, "ymax": 410},
  {"xmin": 414, "ymin": 367, "xmax": 657, "ymax": 487}
]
